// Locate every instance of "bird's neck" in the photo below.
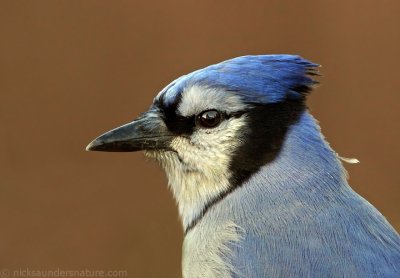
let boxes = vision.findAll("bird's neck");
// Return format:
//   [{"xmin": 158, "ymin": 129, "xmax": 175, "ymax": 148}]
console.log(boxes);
[
  {"xmin": 157, "ymin": 146, "xmax": 233, "ymax": 230},
  {"xmin": 162, "ymin": 112, "xmax": 348, "ymax": 231},
  {"xmin": 234, "ymin": 112, "xmax": 349, "ymax": 211}
]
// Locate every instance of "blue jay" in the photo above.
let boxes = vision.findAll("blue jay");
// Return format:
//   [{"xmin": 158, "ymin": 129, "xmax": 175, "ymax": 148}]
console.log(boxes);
[{"xmin": 86, "ymin": 55, "xmax": 400, "ymax": 277}]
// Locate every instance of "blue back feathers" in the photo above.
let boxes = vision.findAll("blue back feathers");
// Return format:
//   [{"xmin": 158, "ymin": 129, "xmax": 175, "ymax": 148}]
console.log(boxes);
[{"xmin": 158, "ymin": 55, "xmax": 319, "ymax": 106}]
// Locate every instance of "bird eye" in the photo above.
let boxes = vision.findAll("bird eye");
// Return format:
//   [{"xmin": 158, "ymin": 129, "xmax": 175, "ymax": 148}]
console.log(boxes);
[{"xmin": 197, "ymin": 110, "xmax": 222, "ymax": 128}]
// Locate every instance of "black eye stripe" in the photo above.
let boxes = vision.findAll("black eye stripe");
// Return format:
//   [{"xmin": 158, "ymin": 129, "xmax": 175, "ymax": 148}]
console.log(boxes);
[
  {"xmin": 164, "ymin": 114, "xmax": 195, "ymax": 135},
  {"xmin": 228, "ymin": 110, "xmax": 246, "ymax": 118},
  {"xmin": 155, "ymin": 93, "xmax": 248, "ymax": 135},
  {"xmin": 195, "ymin": 109, "xmax": 247, "ymax": 128}
]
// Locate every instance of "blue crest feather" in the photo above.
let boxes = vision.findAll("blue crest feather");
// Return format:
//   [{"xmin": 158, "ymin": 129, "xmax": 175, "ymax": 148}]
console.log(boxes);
[{"xmin": 158, "ymin": 55, "xmax": 319, "ymax": 105}]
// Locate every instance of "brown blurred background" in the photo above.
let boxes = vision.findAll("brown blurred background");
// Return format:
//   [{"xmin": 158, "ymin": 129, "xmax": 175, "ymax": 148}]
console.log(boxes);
[{"xmin": 0, "ymin": 1, "xmax": 399, "ymax": 277}]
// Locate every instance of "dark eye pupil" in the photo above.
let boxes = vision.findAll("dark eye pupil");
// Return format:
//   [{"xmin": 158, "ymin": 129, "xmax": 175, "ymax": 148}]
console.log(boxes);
[{"xmin": 199, "ymin": 110, "xmax": 221, "ymax": 128}]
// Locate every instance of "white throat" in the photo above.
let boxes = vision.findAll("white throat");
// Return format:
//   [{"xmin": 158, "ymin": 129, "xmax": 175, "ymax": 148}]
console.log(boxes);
[
  {"xmin": 147, "ymin": 85, "xmax": 249, "ymax": 229},
  {"xmin": 145, "ymin": 120, "xmax": 245, "ymax": 229},
  {"xmin": 155, "ymin": 148, "xmax": 231, "ymax": 229}
]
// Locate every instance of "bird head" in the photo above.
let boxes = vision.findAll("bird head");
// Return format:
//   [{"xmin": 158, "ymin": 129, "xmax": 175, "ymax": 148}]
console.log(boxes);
[{"xmin": 86, "ymin": 55, "xmax": 319, "ymax": 229}]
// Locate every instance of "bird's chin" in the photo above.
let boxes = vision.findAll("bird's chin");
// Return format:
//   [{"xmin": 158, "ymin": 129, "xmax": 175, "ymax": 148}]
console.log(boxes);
[
  {"xmin": 143, "ymin": 150, "xmax": 160, "ymax": 159},
  {"xmin": 144, "ymin": 149, "xmax": 176, "ymax": 160}
]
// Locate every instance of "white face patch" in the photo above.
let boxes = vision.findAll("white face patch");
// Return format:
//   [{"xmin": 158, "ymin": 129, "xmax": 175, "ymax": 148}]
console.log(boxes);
[
  {"xmin": 178, "ymin": 85, "xmax": 248, "ymax": 117},
  {"xmin": 145, "ymin": 86, "xmax": 250, "ymax": 229}
]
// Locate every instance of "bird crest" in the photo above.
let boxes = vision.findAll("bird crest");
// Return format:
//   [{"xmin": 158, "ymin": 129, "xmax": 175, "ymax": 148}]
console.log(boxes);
[{"xmin": 157, "ymin": 55, "xmax": 319, "ymax": 108}]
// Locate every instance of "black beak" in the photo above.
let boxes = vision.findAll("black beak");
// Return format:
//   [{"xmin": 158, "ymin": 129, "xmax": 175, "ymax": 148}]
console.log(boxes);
[{"xmin": 86, "ymin": 110, "xmax": 173, "ymax": 152}]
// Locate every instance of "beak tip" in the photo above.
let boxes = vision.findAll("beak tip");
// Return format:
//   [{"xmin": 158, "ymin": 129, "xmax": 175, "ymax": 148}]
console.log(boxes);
[
  {"xmin": 85, "ymin": 144, "xmax": 92, "ymax": 151},
  {"xmin": 85, "ymin": 139, "xmax": 100, "ymax": 152}
]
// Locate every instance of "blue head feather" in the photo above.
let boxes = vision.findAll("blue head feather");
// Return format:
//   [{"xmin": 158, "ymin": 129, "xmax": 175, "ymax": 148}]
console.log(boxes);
[{"xmin": 157, "ymin": 55, "xmax": 319, "ymax": 107}]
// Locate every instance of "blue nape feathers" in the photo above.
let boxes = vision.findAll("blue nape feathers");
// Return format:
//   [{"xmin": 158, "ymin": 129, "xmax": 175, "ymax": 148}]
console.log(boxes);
[{"xmin": 87, "ymin": 55, "xmax": 400, "ymax": 277}]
